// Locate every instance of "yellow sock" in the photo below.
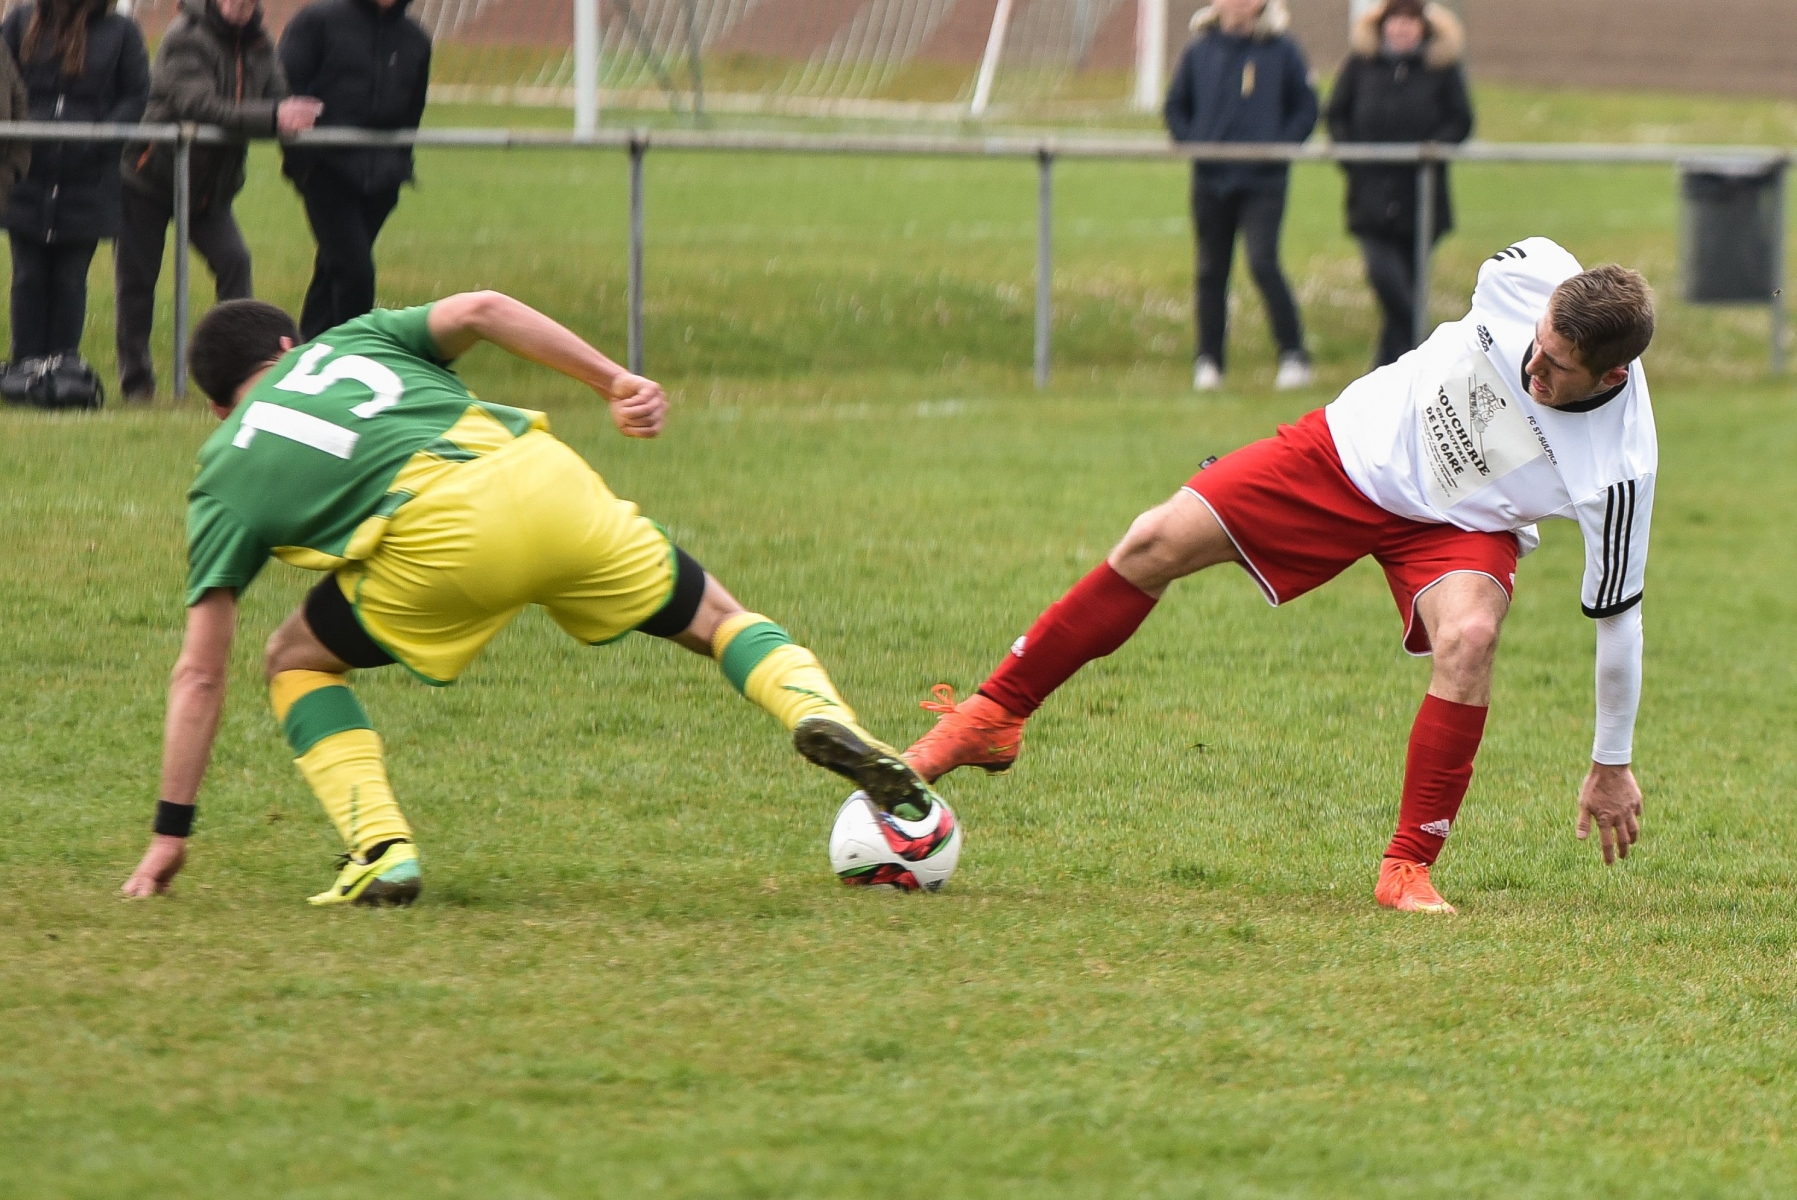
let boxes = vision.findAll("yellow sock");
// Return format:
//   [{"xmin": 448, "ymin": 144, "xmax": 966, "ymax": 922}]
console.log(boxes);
[
  {"xmin": 270, "ymin": 670, "xmax": 413, "ymax": 859},
  {"xmin": 712, "ymin": 613, "xmax": 889, "ymax": 747}
]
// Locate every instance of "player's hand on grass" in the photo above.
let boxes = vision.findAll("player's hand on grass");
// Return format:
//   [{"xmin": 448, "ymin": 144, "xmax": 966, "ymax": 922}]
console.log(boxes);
[
  {"xmin": 606, "ymin": 373, "xmax": 666, "ymax": 438},
  {"xmin": 1576, "ymin": 762, "xmax": 1642, "ymax": 865},
  {"xmin": 122, "ymin": 835, "xmax": 187, "ymax": 898}
]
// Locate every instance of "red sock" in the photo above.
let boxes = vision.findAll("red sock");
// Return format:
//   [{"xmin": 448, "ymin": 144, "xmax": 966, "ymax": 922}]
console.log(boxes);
[
  {"xmin": 1387, "ymin": 694, "xmax": 1488, "ymax": 865},
  {"xmin": 979, "ymin": 562, "xmax": 1158, "ymax": 718}
]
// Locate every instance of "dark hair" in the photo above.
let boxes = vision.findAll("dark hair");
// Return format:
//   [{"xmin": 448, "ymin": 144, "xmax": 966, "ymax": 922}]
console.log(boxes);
[
  {"xmin": 1380, "ymin": 0, "xmax": 1426, "ymax": 22},
  {"xmin": 1549, "ymin": 265, "xmax": 1656, "ymax": 376},
  {"xmin": 23, "ymin": 0, "xmax": 98, "ymax": 77},
  {"xmin": 190, "ymin": 299, "xmax": 299, "ymax": 407}
]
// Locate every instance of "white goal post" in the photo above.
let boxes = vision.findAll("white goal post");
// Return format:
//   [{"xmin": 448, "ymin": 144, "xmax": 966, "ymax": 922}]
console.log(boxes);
[
  {"xmin": 1132, "ymin": 0, "xmax": 1167, "ymax": 113},
  {"xmin": 969, "ymin": 0, "xmax": 1015, "ymax": 117},
  {"xmin": 574, "ymin": 0, "xmax": 600, "ymax": 138}
]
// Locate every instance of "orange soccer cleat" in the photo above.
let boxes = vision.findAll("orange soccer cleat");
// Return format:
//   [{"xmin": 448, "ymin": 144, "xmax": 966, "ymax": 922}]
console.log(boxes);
[
  {"xmin": 1375, "ymin": 857, "xmax": 1457, "ymax": 914},
  {"xmin": 902, "ymin": 685, "xmax": 1026, "ymax": 784}
]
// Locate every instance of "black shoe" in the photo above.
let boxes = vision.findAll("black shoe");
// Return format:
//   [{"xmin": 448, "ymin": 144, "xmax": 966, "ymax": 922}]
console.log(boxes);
[{"xmin": 793, "ymin": 716, "xmax": 939, "ymax": 819}]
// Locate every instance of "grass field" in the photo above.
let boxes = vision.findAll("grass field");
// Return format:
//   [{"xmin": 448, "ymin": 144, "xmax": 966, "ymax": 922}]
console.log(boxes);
[{"xmin": 5, "ymin": 87, "xmax": 1797, "ymax": 1197}]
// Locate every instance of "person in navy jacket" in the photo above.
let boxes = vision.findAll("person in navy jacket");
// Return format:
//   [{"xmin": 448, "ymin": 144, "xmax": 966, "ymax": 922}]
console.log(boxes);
[{"xmin": 1164, "ymin": 0, "xmax": 1318, "ymax": 391}]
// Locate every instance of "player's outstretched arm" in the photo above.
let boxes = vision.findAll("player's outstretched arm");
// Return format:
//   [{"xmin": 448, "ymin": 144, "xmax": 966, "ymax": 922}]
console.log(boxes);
[
  {"xmin": 426, "ymin": 290, "xmax": 666, "ymax": 439},
  {"xmin": 122, "ymin": 589, "xmax": 238, "ymax": 898},
  {"xmin": 1576, "ymin": 606, "xmax": 1645, "ymax": 865}
]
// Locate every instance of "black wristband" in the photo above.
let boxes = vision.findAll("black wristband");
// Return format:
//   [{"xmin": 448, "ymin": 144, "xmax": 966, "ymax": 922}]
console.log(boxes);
[{"xmin": 153, "ymin": 800, "xmax": 196, "ymax": 839}]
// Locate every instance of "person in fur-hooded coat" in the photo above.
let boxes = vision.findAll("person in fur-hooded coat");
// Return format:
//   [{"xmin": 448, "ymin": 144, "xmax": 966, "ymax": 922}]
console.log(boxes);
[
  {"xmin": 1163, "ymin": 0, "xmax": 1319, "ymax": 389},
  {"xmin": 1327, "ymin": 0, "xmax": 1473, "ymax": 366}
]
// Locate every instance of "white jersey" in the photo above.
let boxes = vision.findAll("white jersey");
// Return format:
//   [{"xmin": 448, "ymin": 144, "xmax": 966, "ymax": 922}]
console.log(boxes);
[{"xmin": 1325, "ymin": 237, "xmax": 1656, "ymax": 618}]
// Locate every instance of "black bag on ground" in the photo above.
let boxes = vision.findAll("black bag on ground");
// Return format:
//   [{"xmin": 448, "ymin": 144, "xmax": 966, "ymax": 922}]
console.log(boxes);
[{"xmin": 0, "ymin": 355, "xmax": 105, "ymax": 410}]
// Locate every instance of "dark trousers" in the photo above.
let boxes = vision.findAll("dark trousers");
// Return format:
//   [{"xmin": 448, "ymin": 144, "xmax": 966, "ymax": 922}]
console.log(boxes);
[
  {"xmin": 8, "ymin": 234, "xmax": 98, "ymax": 360},
  {"xmin": 1359, "ymin": 232, "xmax": 1421, "ymax": 368},
  {"xmin": 1193, "ymin": 186, "xmax": 1305, "ymax": 370},
  {"xmin": 114, "ymin": 186, "xmax": 253, "ymax": 397},
  {"xmin": 297, "ymin": 174, "xmax": 400, "ymax": 340}
]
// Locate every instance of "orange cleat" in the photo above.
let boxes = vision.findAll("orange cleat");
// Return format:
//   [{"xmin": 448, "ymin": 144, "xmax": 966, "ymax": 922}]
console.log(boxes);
[
  {"xmin": 902, "ymin": 685, "xmax": 1026, "ymax": 784},
  {"xmin": 1375, "ymin": 857, "xmax": 1457, "ymax": 914}
]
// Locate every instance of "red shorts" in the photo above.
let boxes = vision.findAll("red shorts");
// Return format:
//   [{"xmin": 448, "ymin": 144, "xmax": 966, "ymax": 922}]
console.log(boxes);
[{"xmin": 1184, "ymin": 409, "xmax": 1519, "ymax": 655}]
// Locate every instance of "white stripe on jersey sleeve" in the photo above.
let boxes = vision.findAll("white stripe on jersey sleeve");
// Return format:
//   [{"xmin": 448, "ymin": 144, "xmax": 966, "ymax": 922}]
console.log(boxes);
[{"xmin": 1574, "ymin": 474, "xmax": 1655, "ymax": 618}]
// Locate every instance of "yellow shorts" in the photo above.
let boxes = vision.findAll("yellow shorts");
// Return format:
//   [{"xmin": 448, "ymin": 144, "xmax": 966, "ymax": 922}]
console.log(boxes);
[{"xmin": 334, "ymin": 431, "xmax": 675, "ymax": 685}]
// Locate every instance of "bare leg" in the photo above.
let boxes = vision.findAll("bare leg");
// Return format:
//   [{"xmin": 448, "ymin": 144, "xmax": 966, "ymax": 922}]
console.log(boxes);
[
  {"xmin": 910, "ymin": 486, "xmax": 1249, "ymax": 779},
  {"xmin": 1383, "ymin": 571, "xmax": 1511, "ymax": 881},
  {"xmin": 265, "ymin": 606, "xmax": 356, "ymax": 680},
  {"xmin": 665, "ymin": 574, "xmax": 746, "ymax": 657},
  {"xmin": 1414, "ymin": 572, "xmax": 1510, "ymax": 705},
  {"xmin": 1106, "ymin": 487, "xmax": 1244, "ymax": 596}
]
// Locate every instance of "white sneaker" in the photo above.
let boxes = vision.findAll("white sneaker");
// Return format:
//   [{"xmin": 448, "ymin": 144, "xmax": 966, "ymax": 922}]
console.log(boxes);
[
  {"xmin": 1193, "ymin": 357, "xmax": 1224, "ymax": 391},
  {"xmin": 1274, "ymin": 354, "xmax": 1314, "ymax": 391}
]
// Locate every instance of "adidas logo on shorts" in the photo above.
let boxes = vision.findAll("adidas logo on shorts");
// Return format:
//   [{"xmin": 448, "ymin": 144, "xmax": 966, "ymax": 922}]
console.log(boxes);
[
  {"xmin": 1477, "ymin": 324, "xmax": 1494, "ymax": 351},
  {"xmin": 1010, "ymin": 635, "xmax": 1028, "ymax": 658}
]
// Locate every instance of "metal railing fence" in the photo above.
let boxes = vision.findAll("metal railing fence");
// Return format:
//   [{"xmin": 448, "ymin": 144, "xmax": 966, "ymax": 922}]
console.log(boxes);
[{"xmin": 2, "ymin": 122, "xmax": 1788, "ymax": 397}]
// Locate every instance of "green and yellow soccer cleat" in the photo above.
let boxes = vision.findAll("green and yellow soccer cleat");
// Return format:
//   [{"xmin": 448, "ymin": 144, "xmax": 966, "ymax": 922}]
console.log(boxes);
[
  {"xmin": 793, "ymin": 715, "xmax": 942, "ymax": 821},
  {"xmin": 307, "ymin": 840, "xmax": 422, "ymax": 908}
]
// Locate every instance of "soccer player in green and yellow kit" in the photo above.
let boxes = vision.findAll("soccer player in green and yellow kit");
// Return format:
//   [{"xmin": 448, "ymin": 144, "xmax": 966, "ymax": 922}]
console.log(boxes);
[{"xmin": 121, "ymin": 291, "xmax": 940, "ymax": 906}]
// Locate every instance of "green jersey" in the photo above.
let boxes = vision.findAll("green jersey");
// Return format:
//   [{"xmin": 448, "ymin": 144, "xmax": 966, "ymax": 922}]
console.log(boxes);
[{"xmin": 185, "ymin": 304, "xmax": 549, "ymax": 605}]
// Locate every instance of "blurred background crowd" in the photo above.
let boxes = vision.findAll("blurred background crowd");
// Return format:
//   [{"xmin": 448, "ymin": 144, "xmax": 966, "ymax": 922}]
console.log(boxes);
[
  {"xmin": 0, "ymin": 0, "xmax": 428, "ymax": 407},
  {"xmin": 0, "ymin": 0, "xmax": 1783, "ymax": 404}
]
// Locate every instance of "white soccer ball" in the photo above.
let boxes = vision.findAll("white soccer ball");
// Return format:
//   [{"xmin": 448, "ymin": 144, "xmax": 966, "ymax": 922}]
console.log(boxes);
[{"xmin": 828, "ymin": 790, "xmax": 962, "ymax": 892}]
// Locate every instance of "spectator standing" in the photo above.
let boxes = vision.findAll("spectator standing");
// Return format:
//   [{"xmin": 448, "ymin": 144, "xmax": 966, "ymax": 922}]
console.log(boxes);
[
  {"xmin": 115, "ymin": 0, "xmax": 322, "ymax": 404},
  {"xmin": 279, "ymin": 0, "xmax": 430, "ymax": 340},
  {"xmin": 1, "ymin": 0, "xmax": 148, "ymax": 369},
  {"xmin": 0, "ymin": 40, "xmax": 29, "ymax": 209},
  {"xmin": 1164, "ymin": 0, "xmax": 1318, "ymax": 392},
  {"xmin": 1327, "ymin": 0, "xmax": 1472, "ymax": 367}
]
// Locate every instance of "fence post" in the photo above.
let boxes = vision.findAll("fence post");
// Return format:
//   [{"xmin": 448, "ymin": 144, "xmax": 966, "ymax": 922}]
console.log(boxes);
[
  {"xmin": 1413, "ymin": 152, "xmax": 1436, "ymax": 349},
  {"xmin": 1773, "ymin": 158, "xmax": 1788, "ymax": 376},
  {"xmin": 172, "ymin": 124, "xmax": 194, "ymax": 400},
  {"xmin": 628, "ymin": 132, "xmax": 646, "ymax": 375},
  {"xmin": 1035, "ymin": 148, "xmax": 1053, "ymax": 388}
]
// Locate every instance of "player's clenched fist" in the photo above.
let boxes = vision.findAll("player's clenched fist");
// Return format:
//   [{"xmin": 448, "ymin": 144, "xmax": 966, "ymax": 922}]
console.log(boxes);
[{"xmin": 606, "ymin": 373, "xmax": 666, "ymax": 438}]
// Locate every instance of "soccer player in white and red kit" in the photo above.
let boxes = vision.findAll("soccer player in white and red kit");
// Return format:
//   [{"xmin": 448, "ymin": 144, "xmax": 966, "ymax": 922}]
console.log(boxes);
[{"xmin": 906, "ymin": 238, "xmax": 1657, "ymax": 912}]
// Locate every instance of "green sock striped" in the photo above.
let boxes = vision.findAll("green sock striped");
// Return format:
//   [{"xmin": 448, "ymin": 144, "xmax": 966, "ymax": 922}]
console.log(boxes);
[
  {"xmin": 282, "ymin": 686, "xmax": 372, "ymax": 756},
  {"xmin": 719, "ymin": 620, "xmax": 792, "ymax": 694}
]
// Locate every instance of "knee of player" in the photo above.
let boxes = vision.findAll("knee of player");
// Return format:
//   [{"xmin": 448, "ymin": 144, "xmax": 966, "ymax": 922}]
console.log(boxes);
[
  {"xmin": 263, "ymin": 623, "xmax": 306, "ymax": 681},
  {"xmin": 1434, "ymin": 614, "xmax": 1502, "ymax": 668},
  {"xmin": 1115, "ymin": 506, "xmax": 1185, "ymax": 575},
  {"xmin": 261, "ymin": 633, "xmax": 287, "ymax": 682}
]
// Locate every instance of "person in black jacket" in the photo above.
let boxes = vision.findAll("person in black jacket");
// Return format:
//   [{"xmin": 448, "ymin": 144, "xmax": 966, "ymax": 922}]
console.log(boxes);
[
  {"xmin": 279, "ymin": 0, "xmax": 430, "ymax": 340},
  {"xmin": 1, "ymin": 0, "xmax": 148, "ymax": 365},
  {"xmin": 0, "ymin": 39, "xmax": 30, "ymax": 208},
  {"xmin": 114, "ymin": 0, "xmax": 321, "ymax": 403},
  {"xmin": 1163, "ymin": 0, "xmax": 1318, "ymax": 392},
  {"xmin": 1327, "ymin": 0, "xmax": 1472, "ymax": 367}
]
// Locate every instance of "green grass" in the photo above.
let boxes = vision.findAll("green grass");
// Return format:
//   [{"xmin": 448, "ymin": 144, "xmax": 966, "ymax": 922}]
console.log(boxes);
[{"xmin": 5, "ymin": 87, "xmax": 1797, "ymax": 1197}]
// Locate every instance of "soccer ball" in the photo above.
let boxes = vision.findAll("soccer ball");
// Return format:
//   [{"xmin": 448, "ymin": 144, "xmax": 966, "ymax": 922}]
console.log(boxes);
[{"xmin": 828, "ymin": 790, "xmax": 962, "ymax": 892}]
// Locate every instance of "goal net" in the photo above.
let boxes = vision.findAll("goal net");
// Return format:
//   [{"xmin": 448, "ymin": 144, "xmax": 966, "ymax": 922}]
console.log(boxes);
[{"xmin": 121, "ymin": 0, "xmax": 1201, "ymax": 120}]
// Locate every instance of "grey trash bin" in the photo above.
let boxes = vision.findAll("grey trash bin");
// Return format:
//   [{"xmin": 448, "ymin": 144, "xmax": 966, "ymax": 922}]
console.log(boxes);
[{"xmin": 1680, "ymin": 157, "xmax": 1786, "ymax": 304}]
